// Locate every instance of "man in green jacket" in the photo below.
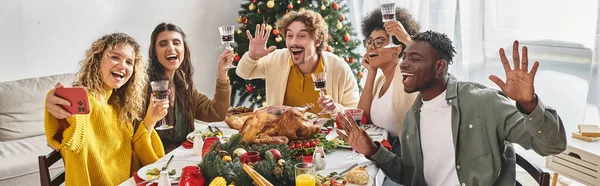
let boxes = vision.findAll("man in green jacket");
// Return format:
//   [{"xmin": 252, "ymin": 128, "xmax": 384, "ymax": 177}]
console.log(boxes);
[{"xmin": 337, "ymin": 30, "xmax": 567, "ymax": 186}]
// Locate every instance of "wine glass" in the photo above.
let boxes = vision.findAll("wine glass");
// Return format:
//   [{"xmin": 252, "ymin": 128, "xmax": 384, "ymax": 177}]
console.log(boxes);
[
  {"xmin": 218, "ymin": 25, "xmax": 236, "ymax": 68},
  {"xmin": 311, "ymin": 71, "xmax": 327, "ymax": 97},
  {"xmin": 345, "ymin": 108, "xmax": 364, "ymax": 160},
  {"xmin": 295, "ymin": 163, "xmax": 316, "ymax": 186},
  {"xmin": 380, "ymin": 2, "xmax": 399, "ymax": 48},
  {"xmin": 150, "ymin": 80, "xmax": 173, "ymax": 130}
]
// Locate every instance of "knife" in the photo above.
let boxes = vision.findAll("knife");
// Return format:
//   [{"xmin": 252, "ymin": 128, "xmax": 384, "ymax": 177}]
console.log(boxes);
[
  {"xmin": 339, "ymin": 163, "xmax": 359, "ymax": 176},
  {"xmin": 161, "ymin": 155, "xmax": 174, "ymax": 171}
]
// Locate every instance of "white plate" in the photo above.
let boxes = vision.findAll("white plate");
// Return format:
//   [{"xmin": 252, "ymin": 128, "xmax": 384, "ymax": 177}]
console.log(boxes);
[
  {"xmin": 303, "ymin": 112, "xmax": 318, "ymax": 123},
  {"xmin": 328, "ymin": 132, "xmax": 384, "ymax": 149},
  {"xmin": 137, "ymin": 160, "xmax": 199, "ymax": 182},
  {"xmin": 186, "ymin": 127, "xmax": 238, "ymax": 142}
]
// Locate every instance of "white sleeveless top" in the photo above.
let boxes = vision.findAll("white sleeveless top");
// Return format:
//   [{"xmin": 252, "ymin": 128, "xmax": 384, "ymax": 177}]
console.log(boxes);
[{"xmin": 370, "ymin": 82, "xmax": 398, "ymax": 137}]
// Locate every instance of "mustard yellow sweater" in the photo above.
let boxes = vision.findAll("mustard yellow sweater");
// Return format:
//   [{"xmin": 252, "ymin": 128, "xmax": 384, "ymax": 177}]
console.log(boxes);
[{"xmin": 44, "ymin": 90, "xmax": 165, "ymax": 186}]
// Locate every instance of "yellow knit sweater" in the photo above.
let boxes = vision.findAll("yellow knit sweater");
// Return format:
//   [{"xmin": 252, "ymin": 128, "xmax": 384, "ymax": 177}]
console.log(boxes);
[{"xmin": 44, "ymin": 89, "xmax": 165, "ymax": 186}]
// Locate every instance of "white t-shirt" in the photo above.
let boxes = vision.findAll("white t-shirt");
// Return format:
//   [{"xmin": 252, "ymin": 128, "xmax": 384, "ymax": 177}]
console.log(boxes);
[
  {"xmin": 370, "ymin": 83, "xmax": 398, "ymax": 136},
  {"xmin": 420, "ymin": 90, "xmax": 460, "ymax": 186}
]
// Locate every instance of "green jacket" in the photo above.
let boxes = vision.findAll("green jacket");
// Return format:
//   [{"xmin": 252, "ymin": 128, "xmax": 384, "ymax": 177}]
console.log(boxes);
[{"xmin": 369, "ymin": 75, "xmax": 566, "ymax": 186}]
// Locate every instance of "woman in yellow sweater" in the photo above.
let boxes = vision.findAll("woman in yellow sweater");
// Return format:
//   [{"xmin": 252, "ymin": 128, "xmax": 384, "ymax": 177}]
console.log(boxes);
[{"xmin": 44, "ymin": 33, "xmax": 166, "ymax": 185}]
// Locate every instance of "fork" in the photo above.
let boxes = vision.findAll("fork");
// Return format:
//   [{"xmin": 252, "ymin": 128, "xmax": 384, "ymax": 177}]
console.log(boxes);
[{"xmin": 137, "ymin": 176, "xmax": 180, "ymax": 185}]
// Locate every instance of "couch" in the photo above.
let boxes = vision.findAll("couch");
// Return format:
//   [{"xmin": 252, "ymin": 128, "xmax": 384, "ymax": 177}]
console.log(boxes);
[{"xmin": 0, "ymin": 73, "xmax": 74, "ymax": 185}]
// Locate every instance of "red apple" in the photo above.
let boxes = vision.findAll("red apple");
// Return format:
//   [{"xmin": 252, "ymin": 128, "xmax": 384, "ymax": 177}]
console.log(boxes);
[{"xmin": 269, "ymin": 149, "xmax": 282, "ymax": 160}]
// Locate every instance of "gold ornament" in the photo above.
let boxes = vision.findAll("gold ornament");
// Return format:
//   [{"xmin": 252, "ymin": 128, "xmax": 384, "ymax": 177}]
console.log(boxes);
[
  {"xmin": 277, "ymin": 159, "xmax": 286, "ymax": 166},
  {"xmin": 237, "ymin": 29, "xmax": 242, "ymax": 34},
  {"xmin": 256, "ymin": 95, "xmax": 262, "ymax": 100},
  {"xmin": 249, "ymin": 3, "xmax": 256, "ymax": 11},
  {"xmin": 209, "ymin": 177, "xmax": 227, "ymax": 186},
  {"xmin": 275, "ymin": 35, "xmax": 282, "ymax": 42},
  {"xmin": 262, "ymin": 101, "xmax": 267, "ymax": 107},
  {"xmin": 320, "ymin": 5, "xmax": 326, "ymax": 10},
  {"xmin": 298, "ymin": 7, "xmax": 305, "ymax": 12},
  {"xmin": 336, "ymin": 22, "xmax": 343, "ymax": 30},
  {"xmin": 297, "ymin": 0, "xmax": 301, "ymax": 4},
  {"xmin": 266, "ymin": 24, "xmax": 273, "ymax": 31},
  {"xmin": 267, "ymin": 0, "xmax": 275, "ymax": 8},
  {"xmin": 236, "ymin": 16, "xmax": 243, "ymax": 23},
  {"xmin": 222, "ymin": 156, "xmax": 232, "ymax": 162}
]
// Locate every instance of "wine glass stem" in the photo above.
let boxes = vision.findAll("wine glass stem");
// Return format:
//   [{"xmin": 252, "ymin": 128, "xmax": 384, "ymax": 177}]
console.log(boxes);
[
  {"xmin": 319, "ymin": 90, "xmax": 324, "ymax": 97},
  {"xmin": 161, "ymin": 117, "xmax": 166, "ymax": 127}
]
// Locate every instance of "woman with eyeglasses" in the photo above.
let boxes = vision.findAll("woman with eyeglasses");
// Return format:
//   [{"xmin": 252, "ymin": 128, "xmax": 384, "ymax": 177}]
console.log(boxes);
[{"xmin": 357, "ymin": 7, "xmax": 421, "ymax": 155}]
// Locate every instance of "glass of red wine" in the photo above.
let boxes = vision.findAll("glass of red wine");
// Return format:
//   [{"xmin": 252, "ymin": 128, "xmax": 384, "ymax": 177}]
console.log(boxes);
[
  {"xmin": 311, "ymin": 72, "xmax": 327, "ymax": 97},
  {"xmin": 380, "ymin": 2, "xmax": 399, "ymax": 48},
  {"xmin": 218, "ymin": 25, "xmax": 236, "ymax": 68},
  {"xmin": 150, "ymin": 80, "xmax": 172, "ymax": 130},
  {"xmin": 345, "ymin": 108, "xmax": 364, "ymax": 160}
]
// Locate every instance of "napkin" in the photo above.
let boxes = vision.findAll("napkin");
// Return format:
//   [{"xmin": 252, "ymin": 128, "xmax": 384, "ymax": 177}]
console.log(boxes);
[{"xmin": 181, "ymin": 140, "xmax": 193, "ymax": 149}]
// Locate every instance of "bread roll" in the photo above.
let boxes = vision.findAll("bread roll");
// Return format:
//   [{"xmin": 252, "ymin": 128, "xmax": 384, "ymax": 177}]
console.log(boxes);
[{"xmin": 346, "ymin": 167, "xmax": 369, "ymax": 185}]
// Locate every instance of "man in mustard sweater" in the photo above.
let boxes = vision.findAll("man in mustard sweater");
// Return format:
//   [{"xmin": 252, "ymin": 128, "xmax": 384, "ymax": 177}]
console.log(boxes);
[{"xmin": 236, "ymin": 10, "xmax": 359, "ymax": 114}]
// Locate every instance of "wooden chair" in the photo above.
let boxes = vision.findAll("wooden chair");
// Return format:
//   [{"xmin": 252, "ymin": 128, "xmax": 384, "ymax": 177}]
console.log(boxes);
[
  {"xmin": 516, "ymin": 153, "xmax": 551, "ymax": 186},
  {"xmin": 38, "ymin": 150, "xmax": 65, "ymax": 186}
]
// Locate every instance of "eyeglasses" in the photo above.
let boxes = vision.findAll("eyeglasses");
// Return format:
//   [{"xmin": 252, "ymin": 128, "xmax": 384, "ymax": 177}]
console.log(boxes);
[{"xmin": 363, "ymin": 37, "xmax": 387, "ymax": 49}]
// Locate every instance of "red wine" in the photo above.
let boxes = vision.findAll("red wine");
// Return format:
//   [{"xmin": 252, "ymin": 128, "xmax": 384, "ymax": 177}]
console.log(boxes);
[
  {"xmin": 354, "ymin": 119, "xmax": 362, "ymax": 125},
  {"xmin": 313, "ymin": 80, "xmax": 326, "ymax": 89},
  {"xmin": 382, "ymin": 13, "xmax": 395, "ymax": 21},
  {"xmin": 153, "ymin": 90, "xmax": 169, "ymax": 100},
  {"xmin": 221, "ymin": 35, "xmax": 233, "ymax": 42}
]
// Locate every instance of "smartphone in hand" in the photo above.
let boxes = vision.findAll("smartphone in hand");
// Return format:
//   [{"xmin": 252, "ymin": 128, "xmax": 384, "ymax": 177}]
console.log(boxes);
[{"xmin": 54, "ymin": 87, "xmax": 90, "ymax": 114}]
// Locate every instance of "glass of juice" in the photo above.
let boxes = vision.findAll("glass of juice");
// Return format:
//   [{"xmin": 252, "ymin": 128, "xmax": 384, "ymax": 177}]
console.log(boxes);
[{"xmin": 295, "ymin": 162, "xmax": 316, "ymax": 186}]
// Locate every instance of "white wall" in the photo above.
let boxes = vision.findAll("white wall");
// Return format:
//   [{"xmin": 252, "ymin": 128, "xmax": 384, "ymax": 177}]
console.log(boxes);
[{"xmin": 0, "ymin": 0, "xmax": 241, "ymax": 95}]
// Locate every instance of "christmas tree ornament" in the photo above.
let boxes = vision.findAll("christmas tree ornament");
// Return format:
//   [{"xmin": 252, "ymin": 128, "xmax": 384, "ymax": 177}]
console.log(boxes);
[
  {"xmin": 272, "ymin": 28, "xmax": 280, "ymax": 35},
  {"xmin": 257, "ymin": 9, "xmax": 261, "ymax": 13},
  {"xmin": 349, "ymin": 57, "xmax": 354, "ymax": 63},
  {"xmin": 246, "ymin": 85, "xmax": 255, "ymax": 93},
  {"xmin": 275, "ymin": 35, "xmax": 283, "ymax": 42},
  {"xmin": 256, "ymin": 94, "xmax": 262, "ymax": 101},
  {"xmin": 332, "ymin": 2, "xmax": 339, "ymax": 10},
  {"xmin": 262, "ymin": 101, "xmax": 267, "ymax": 107},
  {"xmin": 234, "ymin": 55, "xmax": 241, "ymax": 62},
  {"xmin": 326, "ymin": 45, "xmax": 333, "ymax": 52},
  {"xmin": 336, "ymin": 21, "xmax": 343, "ymax": 30},
  {"xmin": 358, "ymin": 71, "xmax": 364, "ymax": 78},
  {"xmin": 237, "ymin": 29, "xmax": 242, "ymax": 35},
  {"xmin": 339, "ymin": 14, "xmax": 345, "ymax": 21},
  {"xmin": 344, "ymin": 57, "xmax": 349, "ymax": 62},
  {"xmin": 323, "ymin": 0, "xmax": 330, "ymax": 6},
  {"xmin": 249, "ymin": 3, "xmax": 256, "ymax": 11},
  {"xmin": 253, "ymin": 0, "xmax": 257, "ymax": 3},
  {"xmin": 243, "ymin": 18, "xmax": 248, "ymax": 24},
  {"xmin": 297, "ymin": 0, "xmax": 301, "ymax": 4},
  {"xmin": 298, "ymin": 7, "xmax": 305, "ymax": 12},
  {"xmin": 266, "ymin": 24, "xmax": 273, "ymax": 31},
  {"xmin": 237, "ymin": 16, "xmax": 243, "ymax": 23},
  {"xmin": 343, "ymin": 33, "xmax": 350, "ymax": 42},
  {"xmin": 267, "ymin": 0, "xmax": 275, "ymax": 8},
  {"xmin": 320, "ymin": 4, "xmax": 326, "ymax": 10},
  {"xmin": 287, "ymin": 3, "xmax": 293, "ymax": 9}
]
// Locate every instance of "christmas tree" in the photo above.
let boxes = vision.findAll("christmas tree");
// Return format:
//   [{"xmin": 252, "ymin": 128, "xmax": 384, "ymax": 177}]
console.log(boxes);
[{"xmin": 228, "ymin": 0, "xmax": 363, "ymax": 107}]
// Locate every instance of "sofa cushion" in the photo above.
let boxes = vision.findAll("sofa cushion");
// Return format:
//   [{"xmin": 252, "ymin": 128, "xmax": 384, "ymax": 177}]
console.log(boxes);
[
  {"xmin": 0, "ymin": 73, "xmax": 75, "ymax": 141},
  {"xmin": 0, "ymin": 135, "xmax": 64, "ymax": 181}
]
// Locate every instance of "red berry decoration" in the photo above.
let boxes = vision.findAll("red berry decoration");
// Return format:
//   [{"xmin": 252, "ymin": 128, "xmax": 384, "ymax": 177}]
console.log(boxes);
[
  {"xmin": 326, "ymin": 46, "xmax": 333, "ymax": 52},
  {"xmin": 349, "ymin": 57, "xmax": 354, "ymax": 63},
  {"xmin": 343, "ymin": 33, "xmax": 350, "ymax": 42},
  {"xmin": 288, "ymin": 3, "xmax": 293, "ymax": 9},
  {"xmin": 358, "ymin": 71, "xmax": 364, "ymax": 79},
  {"xmin": 234, "ymin": 55, "xmax": 241, "ymax": 62},
  {"xmin": 246, "ymin": 85, "xmax": 255, "ymax": 93},
  {"xmin": 344, "ymin": 57, "xmax": 349, "ymax": 62},
  {"xmin": 272, "ymin": 29, "xmax": 280, "ymax": 36},
  {"xmin": 339, "ymin": 14, "xmax": 345, "ymax": 21},
  {"xmin": 332, "ymin": 2, "xmax": 339, "ymax": 10}
]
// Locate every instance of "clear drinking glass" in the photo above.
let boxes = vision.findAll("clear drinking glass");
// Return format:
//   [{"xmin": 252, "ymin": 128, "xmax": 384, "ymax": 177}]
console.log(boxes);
[
  {"xmin": 380, "ymin": 2, "xmax": 399, "ymax": 48},
  {"xmin": 150, "ymin": 80, "xmax": 172, "ymax": 130},
  {"xmin": 218, "ymin": 25, "xmax": 236, "ymax": 68},
  {"xmin": 294, "ymin": 163, "xmax": 316, "ymax": 186},
  {"xmin": 345, "ymin": 108, "xmax": 364, "ymax": 160}
]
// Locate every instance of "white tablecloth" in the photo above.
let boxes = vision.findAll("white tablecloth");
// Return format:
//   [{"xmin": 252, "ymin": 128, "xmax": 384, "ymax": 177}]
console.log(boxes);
[{"xmin": 119, "ymin": 121, "xmax": 387, "ymax": 186}]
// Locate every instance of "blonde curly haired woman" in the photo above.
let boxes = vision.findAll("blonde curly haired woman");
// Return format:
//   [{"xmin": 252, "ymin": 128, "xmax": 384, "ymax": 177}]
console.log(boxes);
[{"xmin": 43, "ymin": 33, "xmax": 165, "ymax": 185}]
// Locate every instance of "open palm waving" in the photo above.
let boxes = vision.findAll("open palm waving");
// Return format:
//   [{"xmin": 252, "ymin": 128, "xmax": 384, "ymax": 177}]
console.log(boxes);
[
  {"xmin": 489, "ymin": 40, "xmax": 539, "ymax": 113},
  {"xmin": 246, "ymin": 23, "xmax": 277, "ymax": 60}
]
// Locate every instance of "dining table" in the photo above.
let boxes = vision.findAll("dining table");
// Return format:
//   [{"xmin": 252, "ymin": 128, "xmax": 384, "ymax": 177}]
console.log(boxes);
[{"xmin": 119, "ymin": 121, "xmax": 390, "ymax": 186}]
